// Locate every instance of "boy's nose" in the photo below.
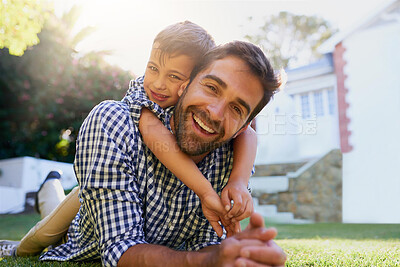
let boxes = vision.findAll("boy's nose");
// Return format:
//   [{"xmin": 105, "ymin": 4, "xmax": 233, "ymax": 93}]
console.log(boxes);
[{"xmin": 153, "ymin": 77, "xmax": 167, "ymax": 91}]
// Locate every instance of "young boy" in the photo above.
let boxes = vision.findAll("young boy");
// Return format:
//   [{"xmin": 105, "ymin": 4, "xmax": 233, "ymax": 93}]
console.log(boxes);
[{"xmin": 0, "ymin": 21, "xmax": 256, "ymax": 257}]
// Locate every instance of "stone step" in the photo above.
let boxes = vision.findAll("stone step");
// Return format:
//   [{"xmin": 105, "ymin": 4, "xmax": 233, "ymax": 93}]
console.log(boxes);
[
  {"xmin": 254, "ymin": 204, "xmax": 277, "ymax": 214},
  {"xmin": 250, "ymin": 176, "xmax": 289, "ymax": 194},
  {"xmin": 253, "ymin": 199, "xmax": 314, "ymax": 224},
  {"xmin": 258, "ymin": 209, "xmax": 313, "ymax": 224},
  {"xmin": 264, "ymin": 212, "xmax": 294, "ymax": 223},
  {"xmin": 289, "ymin": 218, "xmax": 314, "ymax": 224},
  {"xmin": 255, "ymin": 162, "xmax": 306, "ymax": 176}
]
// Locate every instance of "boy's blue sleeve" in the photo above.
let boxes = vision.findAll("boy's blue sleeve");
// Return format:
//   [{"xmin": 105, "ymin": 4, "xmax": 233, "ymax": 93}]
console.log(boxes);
[{"xmin": 121, "ymin": 76, "xmax": 167, "ymax": 125}]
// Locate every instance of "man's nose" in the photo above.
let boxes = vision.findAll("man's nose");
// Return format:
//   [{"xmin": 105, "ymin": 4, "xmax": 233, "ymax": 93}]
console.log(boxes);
[
  {"xmin": 153, "ymin": 76, "xmax": 167, "ymax": 90},
  {"xmin": 207, "ymin": 101, "xmax": 225, "ymax": 122}
]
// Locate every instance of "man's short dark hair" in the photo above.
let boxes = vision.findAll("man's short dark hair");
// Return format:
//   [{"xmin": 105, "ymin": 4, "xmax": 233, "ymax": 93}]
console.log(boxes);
[
  {"xmin": 154, "ymin": 21, "xmax": 216, "ymax": 63},
  {"xmin": 190, "ymin": 41, "xmax": 282, "ymax": 124}
]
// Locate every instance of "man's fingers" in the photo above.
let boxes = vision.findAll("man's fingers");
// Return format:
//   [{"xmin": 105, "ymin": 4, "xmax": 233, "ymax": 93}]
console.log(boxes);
[
  {"xmin": 239, "ymin": 242, "xmax": 287, "ymax": 266},
  {"xmin": 235, "ymin": 227, "xmax": 277, "ymax": 242},
  {"xmin": 235, "ymin": 258, "xmax": 272, "ymax": 267},
  {"xmin": 245, "ymin": 212, "xmax": 265, "ymax": 230}
]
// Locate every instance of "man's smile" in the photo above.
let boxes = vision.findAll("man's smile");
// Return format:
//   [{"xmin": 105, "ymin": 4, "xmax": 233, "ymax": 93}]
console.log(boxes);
[{"xmin": 192, "ymin": 113, "xmax": 216, "ymax": 134}]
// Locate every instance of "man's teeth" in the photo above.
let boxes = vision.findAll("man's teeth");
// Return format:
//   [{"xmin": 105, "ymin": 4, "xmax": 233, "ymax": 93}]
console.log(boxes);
[{"xmin": 193, "ymin": 114, "xmax": 215, "ymax": 134}]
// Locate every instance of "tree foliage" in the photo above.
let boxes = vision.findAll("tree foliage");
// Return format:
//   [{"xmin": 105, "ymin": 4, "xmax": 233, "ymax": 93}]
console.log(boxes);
[
  {"xmin": 245, "ymin": 12, "xmax": 337, "ymax": 69},
  {"xmin": 0, "ymin": 0, "xmax": 50, "ymax": 56},
  {"xmin": 0, "ymin": 7, "xmax": 133, "ymax": 162}
]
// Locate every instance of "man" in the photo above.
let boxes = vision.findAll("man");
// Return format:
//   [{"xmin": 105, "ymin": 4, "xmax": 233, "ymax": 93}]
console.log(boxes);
[{"xmin": 16, "ymin": 41, "xmax": 286, "ymax": 266}]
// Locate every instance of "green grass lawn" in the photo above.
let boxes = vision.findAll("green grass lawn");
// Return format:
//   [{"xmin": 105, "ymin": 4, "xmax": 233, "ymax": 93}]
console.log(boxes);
[
  {"xmin": 1, "ymin": 214, "xmax": 399, "ymax": 266},
  {"xmin": 263, "ymin": 220, "xmax": 400, "ymax": 266}
]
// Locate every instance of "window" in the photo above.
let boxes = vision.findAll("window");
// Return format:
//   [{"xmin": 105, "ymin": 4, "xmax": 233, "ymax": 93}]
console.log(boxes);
[
  {"xmin": 313, "ymin": 91, "xmax": 324, "ymax": 117},
  {"xmin": 301, "ymin": 94, "xmax": 310, "ymax": 119},
  {"xmin": 327, "ymin": 88, "xmax": 336, "ymax": 115}
]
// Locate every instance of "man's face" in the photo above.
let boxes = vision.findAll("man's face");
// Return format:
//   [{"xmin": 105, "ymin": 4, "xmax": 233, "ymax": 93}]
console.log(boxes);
[{"xmin": 173, "ymin": 56, "xmax": 264, "ymax": 156}]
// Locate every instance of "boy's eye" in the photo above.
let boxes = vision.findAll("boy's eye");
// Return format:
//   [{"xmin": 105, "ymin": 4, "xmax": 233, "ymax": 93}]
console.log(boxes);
[
  {"xmin": 169, "ymin": 74, "xmax": 182, "ymax": 80},
  {"xmin": 148, "ymin": 66, "xmax": 158, "ymax": 72}
]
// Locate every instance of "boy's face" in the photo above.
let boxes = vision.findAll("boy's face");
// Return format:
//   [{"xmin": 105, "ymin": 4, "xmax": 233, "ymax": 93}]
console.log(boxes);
[{"xmin": 143, "ymin": 43, "xmax": 195, "ymax": 108}]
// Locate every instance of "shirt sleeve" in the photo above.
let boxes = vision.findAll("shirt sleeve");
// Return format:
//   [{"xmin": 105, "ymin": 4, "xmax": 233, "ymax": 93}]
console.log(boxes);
[
  {"xmin": 74, "ymin": 100, "xmax": 147, "ymax": 267},
  {"xmin": 121, "ymin": 77, "xmax": 166, "ymax": 125}
]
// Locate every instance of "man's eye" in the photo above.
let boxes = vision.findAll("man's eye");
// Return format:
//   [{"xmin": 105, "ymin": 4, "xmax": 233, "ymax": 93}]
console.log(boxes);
[
  {"xmin": 233, "ymin": 106, "xmax": 242, "ymax": 116},
  {"xmin": 207, "ymin": 85, "xmax": 217, "ymax": 92}
]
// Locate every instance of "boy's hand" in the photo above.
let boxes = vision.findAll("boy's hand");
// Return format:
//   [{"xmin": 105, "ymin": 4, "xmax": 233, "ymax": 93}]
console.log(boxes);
[
  {"xmin": 199, "ymin": 191, "xmax": 239, "ymax": 237},
  {"xmin": 221, "ymin": 180, "xmax": 254, "ymax": 222}
]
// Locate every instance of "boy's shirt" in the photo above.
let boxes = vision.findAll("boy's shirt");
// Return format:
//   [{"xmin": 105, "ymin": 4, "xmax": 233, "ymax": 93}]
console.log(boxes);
[
  {"xmin": 39, "ymin": 76, "xmax": 235, "ymax": 266},
  {"xmin": 123, "ymin": 75, "xmax": 168, "ymax": 125}
]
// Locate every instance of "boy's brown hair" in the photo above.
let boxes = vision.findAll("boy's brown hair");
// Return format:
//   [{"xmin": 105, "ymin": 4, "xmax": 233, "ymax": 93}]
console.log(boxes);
[{"xmin": 153, "ymin": 21, "xmax": 215, "ymax": 63}]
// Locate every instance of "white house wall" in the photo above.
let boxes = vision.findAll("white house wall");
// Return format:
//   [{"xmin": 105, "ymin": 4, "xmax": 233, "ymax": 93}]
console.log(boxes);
[
  {"xmin": 256, "ymin": 71, "xmax": 340, "ymax": 165},
  {"xmin": 255, "ymin": 91, "xmax": 300, "ymax": 164},
  {"xmin": 342, "ymin": 21, "xmax": 400, "ymax": 223},
  {"xmin": 293, "ymin": 77, "xmax": 340, "ymax": 160}
]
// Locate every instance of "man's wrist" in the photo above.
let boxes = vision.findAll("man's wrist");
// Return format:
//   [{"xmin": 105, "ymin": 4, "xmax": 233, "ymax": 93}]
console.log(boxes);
[
  {"xmin": 186, "ymin": 249, "xmax": 218, "ymax": 267},
  {"xmin": 119, "ymin": 244, "xmax": 218, "ymax": 267},
  {"xmin": 195, "ymin": 245, "xmax": 220, "ymax": 267}
]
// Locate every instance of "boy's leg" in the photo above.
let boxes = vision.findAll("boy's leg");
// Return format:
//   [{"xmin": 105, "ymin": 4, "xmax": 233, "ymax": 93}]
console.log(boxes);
[
  {"xmin": 16, "ymin": 186, "xmax": 80, "ymax": 256},
  {"xmin": 36, "ymin": 171, "xmax": 66, "ymax": 219}
]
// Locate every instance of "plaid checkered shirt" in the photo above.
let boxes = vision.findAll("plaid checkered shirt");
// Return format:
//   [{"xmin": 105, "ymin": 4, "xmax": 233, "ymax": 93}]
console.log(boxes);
[{"xmin": 39, "ymin": 76, "xmax": 234, "ymax": 266}]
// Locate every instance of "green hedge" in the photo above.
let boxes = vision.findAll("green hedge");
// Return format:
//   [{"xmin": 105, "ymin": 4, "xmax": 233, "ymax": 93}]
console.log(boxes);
[{"xmin": 0, "ymin": 12, "xmax": 133, "ymax": 163}]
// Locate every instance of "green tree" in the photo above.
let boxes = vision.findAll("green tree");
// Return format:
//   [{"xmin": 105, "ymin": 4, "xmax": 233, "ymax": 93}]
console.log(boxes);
[
  {"xmin": 245, "ymin": 12, "xmax": 337, "ymax": 69},
  {"xmin": 0, "ymin": 0, "xmax": 50, "ymax": 56},
  {"xmin": 0, "ymin": 7, "xmax": 132, "ymax": 162}
]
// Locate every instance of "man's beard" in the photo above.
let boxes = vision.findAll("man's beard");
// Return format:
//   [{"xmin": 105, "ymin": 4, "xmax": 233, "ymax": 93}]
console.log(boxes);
[{"xmin": 173, "ymin": 90, "xmax": 229, "ymax": 156}]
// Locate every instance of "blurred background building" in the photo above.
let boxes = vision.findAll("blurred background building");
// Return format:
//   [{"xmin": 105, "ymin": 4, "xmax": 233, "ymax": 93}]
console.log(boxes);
[{"xmin": 253, "ymin": 0, "xmax": 400, "ymax": 223}]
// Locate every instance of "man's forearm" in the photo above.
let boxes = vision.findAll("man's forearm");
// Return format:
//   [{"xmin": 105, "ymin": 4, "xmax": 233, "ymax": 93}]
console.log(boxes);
[
  {"xmin": 118, "ymin": 244, "xmax": 216, "ymax": 267},
  {"xmin": 117, "ymin": 214, "xmax": 287, "ymax": 267}
]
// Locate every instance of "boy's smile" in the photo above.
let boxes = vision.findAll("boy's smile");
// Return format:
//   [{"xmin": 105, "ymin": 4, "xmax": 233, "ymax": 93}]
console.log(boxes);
[
  {"xmin": 143, "ymin": 43, "xmax": 195, "ymax": 108},
  {"xmin": 148, "ymin": 90, "xmax": 169, "ymax": 102}
]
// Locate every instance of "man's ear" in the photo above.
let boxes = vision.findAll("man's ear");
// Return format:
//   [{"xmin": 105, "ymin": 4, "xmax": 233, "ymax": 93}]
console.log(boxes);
[
  {"xmin": 233, "ymin": 123, "xmax": 250, "ymax": 139},
  {"xmin": 178, "ymin": 80, "xmax": 189, "ymax": 97}
]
